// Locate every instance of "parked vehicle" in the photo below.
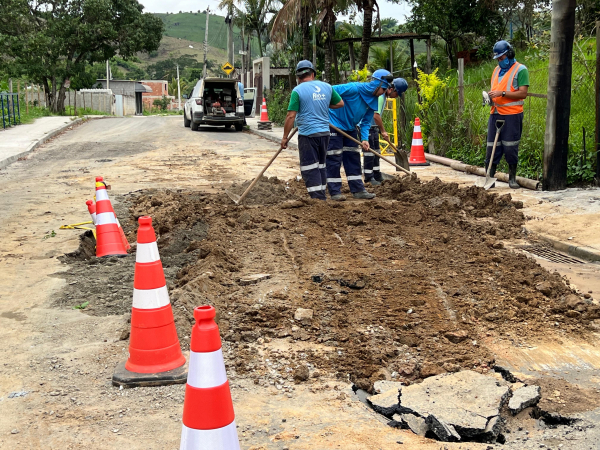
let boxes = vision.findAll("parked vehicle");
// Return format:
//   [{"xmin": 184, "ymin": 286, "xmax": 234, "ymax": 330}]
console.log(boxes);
[
  {"xmin": 243, "ymin": 88, "xmax": 258, "ymax": 118},
  {"xmin": 184, "ymin": 78, "xmax": 245, "ymax": 131}
]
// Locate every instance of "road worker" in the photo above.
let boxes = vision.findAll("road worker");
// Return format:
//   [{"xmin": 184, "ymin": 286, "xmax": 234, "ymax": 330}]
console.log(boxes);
[
  {"xmin": 327, "ymin": 69, "xmax": 392, "ymax": 200},
  {"xmin": 281, "ymin": 60, "xmax": 344, "ymax": 200}
]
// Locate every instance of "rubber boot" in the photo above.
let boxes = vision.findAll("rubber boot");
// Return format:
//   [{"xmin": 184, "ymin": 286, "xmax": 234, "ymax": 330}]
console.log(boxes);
[
  {"xmin": 486, "ymin": 163, "xmax": 498, "ymax": 189},
  {"xmin": 331, "ymin": 194, "xmax": 346, "ymax": 201},
  {"xmin": 352, "ymin": 191, "xmax": 376, "ymax": 200},
  {"xmin": 369, "ymin": 179, "xmax": 382, "ymax": 186},
  {"xmin": 508, "ymin": 164, "xmax": 520, "ymax": 189}
]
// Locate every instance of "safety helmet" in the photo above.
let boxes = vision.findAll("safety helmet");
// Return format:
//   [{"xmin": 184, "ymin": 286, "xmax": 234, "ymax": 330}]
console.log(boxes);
[
  {"xmin": 493, "ymin": 40, "xmax": 514, "ymax": 59},
  {"xmin": 391, "ymin": 78, "xmax": 408, "ymax": 95},
  {"xmin": 370, "ymin": 69, "xmax": 393, "ymax": 95},
  {"xmin": 296, "ymin": 60, "xmax": 316, "ymax": 76}
]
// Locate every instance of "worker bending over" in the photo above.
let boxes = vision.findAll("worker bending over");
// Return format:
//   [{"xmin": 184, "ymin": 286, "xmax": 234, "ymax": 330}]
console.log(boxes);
[
  {"xmin": 364, "ymin": 78, "xmax": 408, "ymax": 186},
  {"xmin": 486, "ymin": 40, "xmax": 529, "ymax": 189},
  {"xmin": 282, "ymin": 61, "xmax": 344, "ymax": 200},
  {"xmin": 327, "ymin": 69, "xmax": 392, "ymax": 200}
]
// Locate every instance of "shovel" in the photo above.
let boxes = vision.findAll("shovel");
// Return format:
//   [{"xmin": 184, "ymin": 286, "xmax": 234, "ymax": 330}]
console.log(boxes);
[
  {"xmin": 477, "ymin": 119, "xmax": 505, "ymax": 190},
  {"xmin": 226, "ymin": 127, "xmax": 298, "ymax": 205},
  {"xmin": 329, "ymin": 124, "xmax": 412, "ymax": 176},
  {"xmin": 379, "ymin": 135, "xmax": 410, "ymax": 171}
]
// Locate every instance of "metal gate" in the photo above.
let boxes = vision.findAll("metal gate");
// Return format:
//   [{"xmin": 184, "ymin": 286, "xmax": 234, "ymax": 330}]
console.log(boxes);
[
  {"xmin": 254, "ymin": 74, "xmax": 263, "ymax": 102},
  {"xmin": 115, "ymin": 95, "xmax": 123, "ymax": 117}
]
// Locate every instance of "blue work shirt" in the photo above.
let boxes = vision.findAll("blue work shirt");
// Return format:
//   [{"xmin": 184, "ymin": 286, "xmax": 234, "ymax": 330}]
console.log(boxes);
[
  {"xmin": 292, "ymin": 80, "xmax": 333, "ymax": 136},
  {"xmin": 330, "ymin": 83, "xmax": 377, "ymax": 141}
]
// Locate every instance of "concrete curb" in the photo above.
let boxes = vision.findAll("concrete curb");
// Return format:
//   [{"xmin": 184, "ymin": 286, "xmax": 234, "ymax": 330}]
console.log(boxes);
[
  {"xmin": 526, "ymin": 229, "xmax": 600, "ymax": 262},
  {"xmin": 246, "ymin": 126, "xmax": 298, "ymax": 149},
  {"xmin": 0, "ymin": 117, "xmax": 87, "ymax": 170}
]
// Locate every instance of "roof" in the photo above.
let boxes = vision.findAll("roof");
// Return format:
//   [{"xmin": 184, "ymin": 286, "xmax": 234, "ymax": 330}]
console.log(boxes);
[
  {"xmin": 333, "ymin": 33, "xmax": 431, "ymax": 44},
  {"xmin": 136, "ymin": 84, "xmax": 153, "ymax": 93}
]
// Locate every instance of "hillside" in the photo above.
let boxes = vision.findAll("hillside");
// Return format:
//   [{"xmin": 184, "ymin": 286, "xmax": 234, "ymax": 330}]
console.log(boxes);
[{"xmin": 137, "ymin": 36, "xmax": 230, "ymax": 68}]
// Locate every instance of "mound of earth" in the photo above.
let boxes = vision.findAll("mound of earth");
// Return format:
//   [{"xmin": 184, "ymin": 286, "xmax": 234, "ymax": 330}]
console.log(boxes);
[{"xmin": 55, "ymin": 177, "xmax": 599, "ymax": 394}]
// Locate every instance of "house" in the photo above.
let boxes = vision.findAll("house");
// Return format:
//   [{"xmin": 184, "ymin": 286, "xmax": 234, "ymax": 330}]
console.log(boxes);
[
  {"xmin": 95, "ymin": 79, "xmax": 152, "ymax": 115},
  {"xmin": 140, "ymin": 80, "xmax": 177, "ymax": 110}
]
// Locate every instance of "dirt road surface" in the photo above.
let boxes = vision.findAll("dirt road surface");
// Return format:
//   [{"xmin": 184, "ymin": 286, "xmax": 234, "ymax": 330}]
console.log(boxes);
[{"xmin": 1, "ymin": 116, "xmax": 600, "ymax": 449}]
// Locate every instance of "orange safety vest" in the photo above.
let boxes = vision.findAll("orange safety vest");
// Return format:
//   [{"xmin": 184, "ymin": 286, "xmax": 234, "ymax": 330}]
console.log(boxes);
[{"xmin": 490, "ymin": 62, "xmax": 524, "ymax": 115}]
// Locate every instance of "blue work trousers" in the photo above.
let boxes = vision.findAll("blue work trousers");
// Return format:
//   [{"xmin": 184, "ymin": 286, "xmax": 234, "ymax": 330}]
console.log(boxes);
[
  {"xmin": 486, "ymin": 113, "xmax": 523, "ymax": 166},
  {"xmin": 364, "ymin": 126, "xmax": 382, "ymax": 182},
  {"xmin": 326, "ymin": 128, "xmax": 366, "ymax": 195},
  {"xmin": 298, "ymin": 134, "xmax": 328, "ymax": 200}
]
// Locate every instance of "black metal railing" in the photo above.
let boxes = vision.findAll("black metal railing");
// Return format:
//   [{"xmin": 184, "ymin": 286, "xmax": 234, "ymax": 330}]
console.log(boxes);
[{"xmin": 1, "ymin": 93, "xmax": 21, "ymax": 129}]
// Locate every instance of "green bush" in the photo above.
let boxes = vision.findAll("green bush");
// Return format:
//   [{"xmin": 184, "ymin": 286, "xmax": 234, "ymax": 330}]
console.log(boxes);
[{"xmin": 265, "ymin": 81, "xmax": 291, "ymax": 126}]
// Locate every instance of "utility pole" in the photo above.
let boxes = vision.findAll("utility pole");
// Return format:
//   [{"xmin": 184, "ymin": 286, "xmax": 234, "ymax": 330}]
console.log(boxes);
[
  {"xmin": 227, "ymin": 8, "xmax": 234, "ymax": 78},
  {"xmin": 596, "ymin": 20, "xmax": 600, "ymax": 184},
  {"xmin": 241, "ymin": 25, "xmax": 245, "ymax": 85},
  {"xmin": 543, "ymin": 0, "xmax": 576, "ymax": 190},
  {"xmin": 106, "ymin": 61, "xmax": 110, "ymax": 90},
  {"xmin": 203, "ymin": 7, "xmax": 210, "ymax": 78},
  {"xmin": 312, "ymin": 22, "xmax": 316, "ymax": 68},
  {"xmin": 176, "ymin": 64, "xmax": 181, "ymax": 110}
]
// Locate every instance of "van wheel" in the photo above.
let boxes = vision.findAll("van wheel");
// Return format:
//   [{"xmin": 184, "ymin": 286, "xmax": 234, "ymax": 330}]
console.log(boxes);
[
  {"xmin": 235, "ymin": 123, "xmax": 243, "ymax": 131},
  {"xmin": 191, "ymin": 121, "xmax": 199, "ymax": 131},
  {"xmin": 184, "ymin": 113, "xmax": 191, "ymax": 128}
]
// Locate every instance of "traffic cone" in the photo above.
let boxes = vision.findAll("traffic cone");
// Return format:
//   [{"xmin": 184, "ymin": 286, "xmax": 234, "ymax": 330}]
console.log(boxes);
[
  {"xmin": 95, "ymin": 177, "xmax": 128, "ymax": 257},
  {"xmin": 112, "ymin": 216, "xmax": 187, "ymax": 387},
  {"xmin": 180, "ymin": 305, "xmax": 241, "ymax": 449},
  {"xmin": 86, "ymin": 200, "xmax": 96, "ymax": 225},
  {"xmin": 409, "ymin": 117, "xmax": 430, "ymax": 166},
  {"xmin": 95, "ymin": 176, "xmax": 130, "ymax": 251},
  {"xmin": 257, "ymin": 97, "xmax": 272, "ymax": 131}
]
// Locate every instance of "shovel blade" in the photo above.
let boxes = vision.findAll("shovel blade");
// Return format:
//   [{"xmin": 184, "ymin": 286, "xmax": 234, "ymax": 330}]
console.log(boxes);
[
  {"xmin": 476, "ymin": 176, "xmax": 497, "ymax": 190},
  {"xmin": 225, "ymin": 190, "xmax": 241, "ymax": 205}
]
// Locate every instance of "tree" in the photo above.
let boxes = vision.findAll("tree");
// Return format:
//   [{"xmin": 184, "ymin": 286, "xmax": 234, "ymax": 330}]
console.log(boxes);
[
  {"xmin": 153, "ymin": 95, "xmax": 170, "ymax": 111},
  {"xmin": 356, "ymin": 0, "xmax": 379, "ymax": 68},
  {"xmin": 0, "ymin": 0, "xmax": 163, "ymax": 112},
  {"xmin": 406, "ymin": 0, "xmax": 504, "ymax": 67}
]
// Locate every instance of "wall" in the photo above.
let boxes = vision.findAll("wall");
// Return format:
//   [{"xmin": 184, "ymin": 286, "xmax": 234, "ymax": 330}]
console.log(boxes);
[
  {"xmin": 63, "ymin": 89, "xmax": 114, "ymax": 114},
  {"xmin": 141, "ymin": 80, "xmax": 168, "ymax": 96}
]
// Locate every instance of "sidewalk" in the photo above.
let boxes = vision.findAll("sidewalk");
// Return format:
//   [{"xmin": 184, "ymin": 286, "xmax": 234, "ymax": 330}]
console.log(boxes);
[
  {"xmin": 0, "ymin": 116, "xmax": 83, "ymax": 169},
  {"xmin": 245, "ymin": 117, "xmax": 299, "ymax": 148}
]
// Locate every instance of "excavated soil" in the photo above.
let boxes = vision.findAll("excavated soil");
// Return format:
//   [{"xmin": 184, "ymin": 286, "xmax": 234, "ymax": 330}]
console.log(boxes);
[{"xmin": 56, "ymin": 176, "xmax": 600, "ymax": 393}]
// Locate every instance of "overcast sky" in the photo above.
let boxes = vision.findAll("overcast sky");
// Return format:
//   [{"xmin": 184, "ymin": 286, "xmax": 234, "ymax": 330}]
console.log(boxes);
[{"xmin": 137, "ymin": 0, "xmax": 412, "ymax": 24}]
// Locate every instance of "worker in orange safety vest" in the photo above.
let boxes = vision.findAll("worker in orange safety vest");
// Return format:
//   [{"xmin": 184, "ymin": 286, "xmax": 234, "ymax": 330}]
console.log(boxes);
[{"xmin": 486, "ymin": 40, "xmax": 530, "ymax": 189}]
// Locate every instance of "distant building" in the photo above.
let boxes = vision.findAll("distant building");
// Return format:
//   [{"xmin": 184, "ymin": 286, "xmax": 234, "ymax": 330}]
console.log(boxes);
[
  {"xmin": 96, "ymin": 79, "xmax": 152, "ymax": 115},
  {"xmin": 140, "ymin": 80, "xmax": 176, "ymax": 110}
]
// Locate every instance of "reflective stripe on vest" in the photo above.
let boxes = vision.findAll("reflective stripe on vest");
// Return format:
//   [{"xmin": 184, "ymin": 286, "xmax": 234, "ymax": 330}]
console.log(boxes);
[{"xmin": 490, "ymin": 63, "xmax": 523, "ymax": 115}]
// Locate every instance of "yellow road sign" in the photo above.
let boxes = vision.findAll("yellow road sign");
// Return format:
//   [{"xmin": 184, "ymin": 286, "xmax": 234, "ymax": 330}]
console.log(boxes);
[{"xmin": 221, "ymin": 62, "xmax": 234, "ymax": 75}]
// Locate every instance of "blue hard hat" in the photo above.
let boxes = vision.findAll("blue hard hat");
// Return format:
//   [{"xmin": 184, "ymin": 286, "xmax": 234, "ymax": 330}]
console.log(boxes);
[
  {"xmin": 372, "ymin": 69, "xmax": 393, "ymax": 89},
  {"xmin": 296, "ymin": 60, "xmax": 316, "ymax": 76},
  {"xmin": 391, "ymin": 78, "xmax": 408, "ymax": 94},
  {"xmin": 493, "ymin": 40, "xmax": 511, "ymax": 59}
]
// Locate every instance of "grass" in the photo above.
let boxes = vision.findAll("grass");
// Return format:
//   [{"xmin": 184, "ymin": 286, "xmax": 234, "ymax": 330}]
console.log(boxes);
[{"xmin": 142, "ymin": 109, "xmax": 184, "ymax": 116}]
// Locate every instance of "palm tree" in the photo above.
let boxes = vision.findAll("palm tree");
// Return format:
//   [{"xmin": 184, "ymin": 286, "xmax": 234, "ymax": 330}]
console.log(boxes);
[
  {"xmin": 356, "ymin": 0, "xmax": 380, "ymax": 68},
  {"xmin": 219, "ymin": 0, "xmax": 273, "ymax": 57},
  {"xmin": 368, "ymin": 42, "xmax": 410, "ymax": 75}
]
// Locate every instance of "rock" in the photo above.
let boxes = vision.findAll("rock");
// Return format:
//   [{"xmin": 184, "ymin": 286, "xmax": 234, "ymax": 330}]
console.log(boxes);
[
  {"xmin": 119, "ymin": 328, "xmax": 130, "ymax": 341},
  {"xmin": 508, "ymin": 385, "xmax": 541, "ymax": 415},
  {"xmin": 564, "ymin": 294, "xmax": 585, "ymax": 309},
  {"xmin": 372, "ymin": 368, "xmax": 392, "ymax": 382},
  {"xmin": 425, "ymin": 415, "xmax": 461, "ymax": 442},
  {"xmin": 374, "ymin": 380, "xmax": 404, "ymax": 395},
  {"xmin": 280, "ymin": 200, "xmax": 305, "ymax": 209},
  {"xmin": 481, "ymin": 416, "xmax": 503, "ymax": 441},
  {"xmin": 11, "ymin": 429, "xmax": 19, "ymax": 434},
  {"xmin": 565, "ymin": 310, "xmax": 581, "ymax": 318},
  {"xmin": 367, "ymin": 387, "xmax": 400, "ymax": 417},
  {"xmin": 398, "ymin": 371, "xmax": 510, "ymax": 440},
  {"xmin": 347, "ymin": 218, "xmax": 365, "ymax": 226},
  {"xmin": 420, "ymin": 363, "xmax": 445, "ymax": 378},
  {"xmin": 293, "ymin": 365, "xmax": 310, "ymax": 383},
  {"xmin": 444, "ymin": 330, "xmax": 468, "ymax": 344},
  {"xmin": 393, "ymin": 413, "xmax": 429, "ymax": 437},
  {"xmin": 492, "ymin": 241, "xmax": 504, "ymax": 249},
  {"xmin": 238, "ymin": 273, "xmax": 272, "ymax": 286},
  {"xmin": 535, "ymin": 281, "xmax": 553, "ymax": 297},
  {"xmin": 294, "ymin": 308, "xmax": 313, "ymax": 322}
]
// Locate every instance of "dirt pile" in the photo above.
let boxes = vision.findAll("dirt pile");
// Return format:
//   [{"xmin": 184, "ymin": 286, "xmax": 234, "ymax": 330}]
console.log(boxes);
[
  {"xmin": 55, "ymin": 177, "xmax": 599, "ymax": 394},
  {"xmin": 223, "ymin": 176, "xmax": 303, "ymax": 205}
]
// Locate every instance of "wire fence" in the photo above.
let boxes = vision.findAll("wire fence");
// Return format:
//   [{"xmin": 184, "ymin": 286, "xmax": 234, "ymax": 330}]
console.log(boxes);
[{"xmin": 1, "ymin": 93, "xmax": 21, "ymax": 129}]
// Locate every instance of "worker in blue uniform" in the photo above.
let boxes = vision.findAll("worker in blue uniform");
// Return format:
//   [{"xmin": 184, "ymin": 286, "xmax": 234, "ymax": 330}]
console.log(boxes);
[
  {"xmin": 364, "ymin": 78, "xmax": 409, "ymax": 185},
  {"xmin": 327, "ymin": 69, "xmax": 393, "ymax": 200},
  {"xmin": 281, "ymin": 61, "xmax": 344, "ymax": 199}
]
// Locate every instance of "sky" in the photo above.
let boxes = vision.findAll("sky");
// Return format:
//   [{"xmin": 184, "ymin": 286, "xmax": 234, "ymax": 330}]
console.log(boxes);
[{"xmin": 137, "ymin": 0, "xmax": 412, "ymax": 24}]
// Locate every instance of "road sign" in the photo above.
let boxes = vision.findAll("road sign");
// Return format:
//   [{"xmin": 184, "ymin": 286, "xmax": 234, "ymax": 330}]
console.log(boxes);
[{"xmin": 221, "ymin": 62, "xmax": 234, "ymax": 75}]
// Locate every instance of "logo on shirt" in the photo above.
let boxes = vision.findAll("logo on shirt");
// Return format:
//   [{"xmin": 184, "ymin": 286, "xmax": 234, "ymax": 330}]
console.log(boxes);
[{"xmin": 312, "ymin": 85, "xmax": 326, "ymax": 101}]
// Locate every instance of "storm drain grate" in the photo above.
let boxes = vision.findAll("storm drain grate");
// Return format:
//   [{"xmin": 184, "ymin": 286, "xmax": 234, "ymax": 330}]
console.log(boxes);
[{"xmin": 520, "ymin": 245, "xmax": 585, "ymax": 264}]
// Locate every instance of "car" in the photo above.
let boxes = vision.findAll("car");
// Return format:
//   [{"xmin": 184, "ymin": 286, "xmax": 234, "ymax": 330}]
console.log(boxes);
[{"xmin": 183, "ymin": 78, "xmax": 245, "ymax": 131}]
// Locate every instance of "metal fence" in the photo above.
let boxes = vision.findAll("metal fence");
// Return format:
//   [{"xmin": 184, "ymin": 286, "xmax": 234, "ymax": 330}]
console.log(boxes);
[{"xmin": 1, "ymin": 93, "xmax": 21, "ymax": 129}]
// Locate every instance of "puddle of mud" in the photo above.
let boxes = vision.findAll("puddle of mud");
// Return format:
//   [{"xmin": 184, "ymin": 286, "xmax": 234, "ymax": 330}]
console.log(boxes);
[{"xmin": 0, "ymin": 311, "xmax": 26, "ymax": 321}]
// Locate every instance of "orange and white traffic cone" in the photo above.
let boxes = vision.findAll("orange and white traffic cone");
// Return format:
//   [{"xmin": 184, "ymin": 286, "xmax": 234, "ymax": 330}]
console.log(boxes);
[
  {"xmin": 86, "ymin": 200, "xmax": 96, "ymax": 225},
  {"xmin": 95, "ymin": 177, "xmax": 128, "ymax": 258},
  {"xmin": 409, "ymin": 117, "xmax": 430, "ymax": 166},
  {"xmin": 112, "ymin": 216, "xmax": 187, "ymax": 387},
  {"xmin": 95, "ymin": 176, "xmax": 130, "ymax": 251},
  {"xmin": 257, "ymin": 97, "xmax": 272, "ymax": 131},
  {"xmin": 179, "ymin": 305, "xmax": 240, "ymax": 450}
]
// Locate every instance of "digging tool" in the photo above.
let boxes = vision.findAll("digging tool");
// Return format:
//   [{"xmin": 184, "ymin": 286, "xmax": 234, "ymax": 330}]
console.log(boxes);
[
  {"xmin": 329, "ymin": 124, "xmax": 411, "ymax": 176},
  {"xmin": 226, "ymin": 127, "xmax": 298, "ymax": 205},
  {"xmin": 380, "ymin": 135, "xmax": 410, "ymax": 171},
  {"xmin": 477, "ymin": 119, "xmax": 505, "ymax": 190}
]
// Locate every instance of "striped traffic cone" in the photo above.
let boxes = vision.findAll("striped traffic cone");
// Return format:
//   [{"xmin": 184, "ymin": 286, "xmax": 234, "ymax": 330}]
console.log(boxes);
[
  {"xmin": 257, "ymin": 97, "xmax": 272, "ymax": 131},
  {"xmin": 112, "ymin": 216, "xmax": 187, "ymax": 387},
  {"xmin": 96, "ymin": 176, "xmax": 130, "ymax": 251},
  {"xmin": 180, "ymin": 305, "xmax": 240, "ymax": 450},
  {"xmin": 86, "ymin": 200, "xmax": 96, "ymax": 225},
  {"xmin": 95, "ymin": 177, "xmax": 128, "ymax": 257},
  {"xmin": 409, "ymin": 117, "xmax": 430, "ymax": 166}
]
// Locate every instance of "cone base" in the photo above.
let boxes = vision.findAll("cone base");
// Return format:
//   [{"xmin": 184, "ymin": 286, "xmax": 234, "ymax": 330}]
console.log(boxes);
[
  {"xmin": 409, "ymin": 162, "xmax": 430, "ymax": 166},
  {"xmin": 112, "ymin": 360, "xmax": 188, "ymax": 388}
]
